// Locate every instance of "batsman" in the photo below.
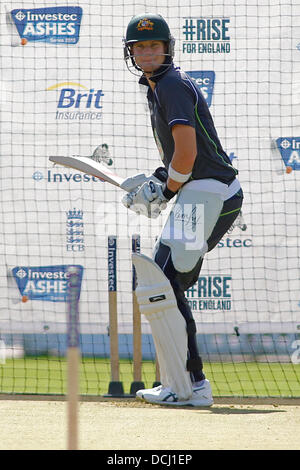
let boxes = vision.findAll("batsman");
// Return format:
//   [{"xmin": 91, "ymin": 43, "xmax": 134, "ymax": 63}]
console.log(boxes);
[{"xmin": 121, "ymin": 13, "xmax": 243, "ymax": 406}]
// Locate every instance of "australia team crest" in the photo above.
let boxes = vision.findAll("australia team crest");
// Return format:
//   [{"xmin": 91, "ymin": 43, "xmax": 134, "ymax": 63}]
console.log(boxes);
[{"xmin": 137, "ymin": 18, "xmax": 154, "ymax": 31}]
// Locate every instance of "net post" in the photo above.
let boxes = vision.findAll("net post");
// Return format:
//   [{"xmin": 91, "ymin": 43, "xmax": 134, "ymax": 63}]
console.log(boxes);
[
  {"xmin": 130, "ymin": 234, "xmax": 145, "ymax": 395},
  {"xmin": 66, "ymin": 265, "xmax": 81, "ymax": 451},
  {"xmin": 106, "ymin": 235, "xmax": 124, "ymax": 396}
]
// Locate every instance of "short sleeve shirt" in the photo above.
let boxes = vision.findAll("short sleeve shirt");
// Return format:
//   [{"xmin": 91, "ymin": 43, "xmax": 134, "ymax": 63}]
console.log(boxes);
[{"xmin": 139, "ymin": 65, "xmax": 237, "ymax": 184}]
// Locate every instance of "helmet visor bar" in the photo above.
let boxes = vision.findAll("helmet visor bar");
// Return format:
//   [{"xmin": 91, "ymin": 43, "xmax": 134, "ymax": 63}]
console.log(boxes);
[
  {"xmin": 124, "ymin": 50, "xmax": 173, "ymax": 78},
  {"xmin": 123, "ymin": 35, "xmax": 175, "ymax": 77}
]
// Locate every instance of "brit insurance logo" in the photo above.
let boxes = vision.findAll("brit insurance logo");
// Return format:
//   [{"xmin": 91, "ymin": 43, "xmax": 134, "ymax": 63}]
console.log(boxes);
[
  {"xmin": 182, "ymin": 17, "xmax": 231, "ymax": 54},
  {"xmin": 47, "ymin": 82, "xmax": 104, "ymax": 121},
  {"xmin": 11, "ymin": 6, "xmax": 82, "ymax": 44},
  {"xmin": 276, "ymin": 137, "xmax": 300, "ymax": 171},
  {"xmin": 186, "ymin": 71, "xmax": 215, "ymax": 107},
  {"xmin": 12, "ymin": 265, "xmax": 84, "ymax": 302}
]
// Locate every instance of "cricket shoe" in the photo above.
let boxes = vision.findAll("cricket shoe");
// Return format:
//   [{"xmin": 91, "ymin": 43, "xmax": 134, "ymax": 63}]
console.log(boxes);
[{"xmin": 136, "ymin": 380, "xmax": 213, "ymax": 407}]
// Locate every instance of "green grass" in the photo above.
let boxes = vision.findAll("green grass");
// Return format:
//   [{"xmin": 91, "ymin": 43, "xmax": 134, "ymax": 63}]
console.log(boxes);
[{"xmin": 0, "ymin": 357, "xmax": 299, "ymax": 397}]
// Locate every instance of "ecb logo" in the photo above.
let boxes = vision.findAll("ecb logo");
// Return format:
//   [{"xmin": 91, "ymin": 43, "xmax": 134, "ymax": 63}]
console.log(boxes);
[{"xmin": 276, "ymin": 137, "xmax": 300, "ymax": 171}]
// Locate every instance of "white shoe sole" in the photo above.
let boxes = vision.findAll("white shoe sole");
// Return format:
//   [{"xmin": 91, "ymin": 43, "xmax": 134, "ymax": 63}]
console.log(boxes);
[
  {"xmin": 136, "ymin": 394, "xmax": 213, "ymax": 407},
  {"xmin": 136, "ymin": 381, "xmax": 213, "ymax": 407},
  {"xmin": 151, "ymin": 398, "xmax": 213, "ymax": 407}
]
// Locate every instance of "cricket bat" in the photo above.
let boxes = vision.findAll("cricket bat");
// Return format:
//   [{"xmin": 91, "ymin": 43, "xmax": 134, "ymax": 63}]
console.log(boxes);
[{"xmin": 49, "ymin": 155, "xmax": 125, "ymax": 189}]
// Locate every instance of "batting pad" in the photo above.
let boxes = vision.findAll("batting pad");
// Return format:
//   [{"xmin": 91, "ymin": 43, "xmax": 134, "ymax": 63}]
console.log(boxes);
[{"xmin": 132, "ymin": 253, "xmax": 193, "ymax": 400}]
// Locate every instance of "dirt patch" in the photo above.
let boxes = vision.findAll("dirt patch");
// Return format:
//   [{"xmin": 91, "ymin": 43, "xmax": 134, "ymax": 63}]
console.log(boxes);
[{"xmin": 0, "ymin": 398, "xmax": 299, "ymax": 450}]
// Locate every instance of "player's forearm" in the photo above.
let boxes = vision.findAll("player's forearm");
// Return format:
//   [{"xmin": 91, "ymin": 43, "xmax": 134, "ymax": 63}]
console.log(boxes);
[
  {"xmin": 166, "ymin": 150, "xmax": 197, "ymax": 192},
  {"xmin": 167, "ymin": 124, "xmax": 197, "ymax": 192}
]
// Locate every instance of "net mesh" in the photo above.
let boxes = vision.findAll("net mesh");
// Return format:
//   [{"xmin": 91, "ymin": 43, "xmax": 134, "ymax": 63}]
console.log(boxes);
[{"xmin": 0, "ymin": 0, "xmax": 299, "ymax": 397}]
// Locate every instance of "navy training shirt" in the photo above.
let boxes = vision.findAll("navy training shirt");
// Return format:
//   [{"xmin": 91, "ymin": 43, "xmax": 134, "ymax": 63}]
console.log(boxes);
[{"xmin": 139, "ymin": 64, "xmax": 238, "ymax": 185}]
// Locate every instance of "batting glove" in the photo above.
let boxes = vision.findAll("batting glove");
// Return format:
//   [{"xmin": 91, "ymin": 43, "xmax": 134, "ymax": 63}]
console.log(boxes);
[
  {"xmin": 120, "ymin": 167, "xmax": 168, "ymax": 193},
  {"xmin": 122, "ymin": 180, "xmax": 175, "ymax": 218}
]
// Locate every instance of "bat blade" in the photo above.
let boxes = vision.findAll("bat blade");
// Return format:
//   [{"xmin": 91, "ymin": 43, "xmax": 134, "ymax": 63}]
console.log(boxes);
[{"xmin": 49, "ymin": 155, "xmax": 125, "ymax": 188}]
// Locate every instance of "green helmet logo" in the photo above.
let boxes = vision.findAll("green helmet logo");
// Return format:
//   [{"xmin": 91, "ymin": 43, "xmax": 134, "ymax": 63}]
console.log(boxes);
[
  {"xmin": 123, "ymin": 13, "xmax": 175, "ymax": 76},
  {"xmin": 136, "ymin": 18, "xmax": 154, "ymax": 32}
]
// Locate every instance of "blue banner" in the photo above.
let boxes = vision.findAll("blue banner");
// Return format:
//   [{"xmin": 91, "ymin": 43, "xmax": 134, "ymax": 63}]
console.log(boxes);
[
  {"xmin": 186, "ymin": 71, "xmax": 215, "ymax": 107},
  {"xmin": 276, "ymin": 137, "xmax": 300, "ymax": 171},
  {"xmin": 12, "ymin": 265, "xmax": 84, "ymax": 302},
  {"xmin": 11, "ymin": 6, "xmax": 82, "ymax": 44}
]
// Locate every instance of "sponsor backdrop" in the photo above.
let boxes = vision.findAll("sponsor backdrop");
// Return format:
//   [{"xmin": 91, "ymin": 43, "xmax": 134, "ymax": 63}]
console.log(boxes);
[{"xmin": 0, "ymin": 1, "xmax": 300, "ymax": 357}]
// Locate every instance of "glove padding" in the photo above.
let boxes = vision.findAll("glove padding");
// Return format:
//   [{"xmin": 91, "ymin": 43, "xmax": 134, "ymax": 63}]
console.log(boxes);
[
  {"xmin": 120, "ymin": 172, "xmax": 163, "ymax": 193},
  {"xmin": 122, "ymin": 180, "xmax": 168, "ymax": 219}
]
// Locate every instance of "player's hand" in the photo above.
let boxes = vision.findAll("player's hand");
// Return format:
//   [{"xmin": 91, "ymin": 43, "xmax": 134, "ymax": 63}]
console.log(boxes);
[
  {"xmin": 122, "ymin": 180, "xmax": 169, "ymax": 218},
  {"xmin": 120, "ymin": 167, "xmax": 168, "ymax": 193},
  {"xmin": 120, "ymin": 172, "xmax": 163, "ymax": 193},
  {"xmin": 120, "ymin": 173, "xmax": 148, "ymax": 192}
]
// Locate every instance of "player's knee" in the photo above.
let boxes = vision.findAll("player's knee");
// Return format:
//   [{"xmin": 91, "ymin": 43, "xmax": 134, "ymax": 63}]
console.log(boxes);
[
  {"xmin": 154, "ymin": 242, "xmax": 176, "ymax": 282},
  {"xmin": 154, "ymin": 242, "xmax": 203, "ymax": 292}
]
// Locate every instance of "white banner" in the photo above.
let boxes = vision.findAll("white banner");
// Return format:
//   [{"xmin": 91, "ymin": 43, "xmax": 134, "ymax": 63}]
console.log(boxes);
[{"xmin": 0, "ymin": 0, "xmax": 300, "ymax": 336}]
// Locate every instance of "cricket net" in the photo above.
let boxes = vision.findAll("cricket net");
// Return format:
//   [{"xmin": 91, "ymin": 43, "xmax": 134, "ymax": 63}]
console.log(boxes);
[{"xmin": 0, "ymin": 0, "xmax": 299, "ymax": 397}]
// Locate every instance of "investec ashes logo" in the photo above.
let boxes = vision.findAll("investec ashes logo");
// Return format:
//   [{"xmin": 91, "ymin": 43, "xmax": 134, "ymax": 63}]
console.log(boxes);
[
  {"xmin": 186, "ymin": 71, "xmax": 215, "ymax": 107},
  {"xmin": 11, "ymin": 7, "xmax": 82, "ymax": 44},
  {"xmin": 182, "ymin": 17, "xmax": 231, "ymax": 54},
  {"xmin": 277, "ymin": 137, "xmax": 300, "ymax": 170},
  {"xmin": 186, "ymin": 275, "xmax": 232, "ymax": 311},
  {"xmin": 12, "ymin": 265, "xmax": 84, "ymax": 302}
]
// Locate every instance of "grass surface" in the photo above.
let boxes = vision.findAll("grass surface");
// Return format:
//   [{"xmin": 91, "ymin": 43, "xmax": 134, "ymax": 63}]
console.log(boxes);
[{"xmin": 0, "ymin": 357, "xmax": 299, "ymax": 397}]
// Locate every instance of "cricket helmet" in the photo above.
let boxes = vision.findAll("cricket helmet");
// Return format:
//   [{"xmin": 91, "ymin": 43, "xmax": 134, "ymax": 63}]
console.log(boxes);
[{"xmin": 123, "ymin": 13, "xmax": 175, "ymax": 76}]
